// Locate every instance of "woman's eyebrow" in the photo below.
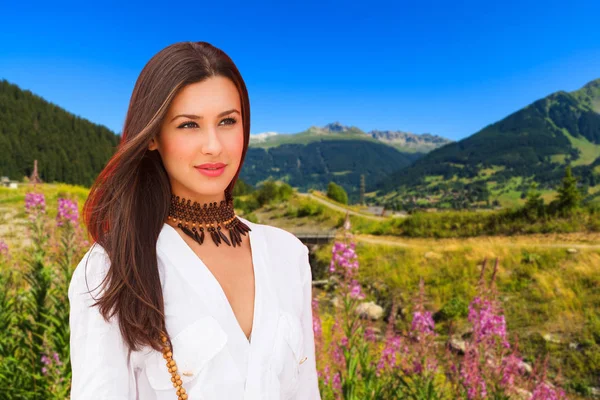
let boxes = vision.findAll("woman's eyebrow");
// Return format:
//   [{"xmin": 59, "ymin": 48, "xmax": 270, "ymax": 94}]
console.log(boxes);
[{"xmin": 170, "ymin": 109, "xmax": 240, "ymax": 122}]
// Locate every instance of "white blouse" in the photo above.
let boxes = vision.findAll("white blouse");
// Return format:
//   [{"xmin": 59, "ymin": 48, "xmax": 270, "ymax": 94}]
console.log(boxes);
[{"xmin": 68, "ymin": 216, "xmax": 321, "ymax": 400}]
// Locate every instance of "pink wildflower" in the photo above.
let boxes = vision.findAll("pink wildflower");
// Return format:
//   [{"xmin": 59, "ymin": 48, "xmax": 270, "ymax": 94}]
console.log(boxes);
[
  {"xmin": 56, "ymin": 198, "xmax": 79, "ymax": 226},
  {"xmin": 25, "ymin": 192, "xmax": 46, "ymax": 214},
  {"xmin": 0, "ymin": 240, "xmax": 8, "ymax": 257}
]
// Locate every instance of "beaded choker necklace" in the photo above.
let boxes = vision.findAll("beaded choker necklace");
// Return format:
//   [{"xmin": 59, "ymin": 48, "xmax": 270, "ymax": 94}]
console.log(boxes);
[{"xmin": 167, "ymin": 190, "xmax": 251, "ymax": 247}]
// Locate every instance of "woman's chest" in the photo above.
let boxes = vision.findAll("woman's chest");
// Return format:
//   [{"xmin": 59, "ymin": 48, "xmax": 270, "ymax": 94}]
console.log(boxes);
[
  {"xmin": 188, "ymin": 243, "xmax": 257, "ymax": 341},
  {"xmin": 130, "ymin": 245, "xmax": 306, "ymax": 399}
]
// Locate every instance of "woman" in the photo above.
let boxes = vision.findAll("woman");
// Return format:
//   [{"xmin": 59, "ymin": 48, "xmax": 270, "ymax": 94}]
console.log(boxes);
[{"xmin": 68, "ymin": 41, "xmax": 321, "ymax": 400}]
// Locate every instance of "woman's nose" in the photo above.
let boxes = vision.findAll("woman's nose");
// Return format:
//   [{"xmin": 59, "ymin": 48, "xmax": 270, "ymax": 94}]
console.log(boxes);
[{"xmin": 201, "ymin": 128, "xmax": 223, "ymax": 155}]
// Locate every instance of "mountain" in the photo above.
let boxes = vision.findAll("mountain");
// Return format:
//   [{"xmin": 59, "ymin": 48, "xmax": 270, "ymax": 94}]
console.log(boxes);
[
  {"xmin": 368, "ymin": 129, "xmax": 451, "ymax": 153},
  {"xmin": 244, "ymin": 122, "xmax": 451, "ymax": 200},
  {"xmin": 374, "ymin": 78, "xmax": 600, "ymax": 208},
  {"xmin": 242, "ymin": 138, "xmax": 420, "ymax": 199},
  {"xmin": 249, "ymin": 121, "xmax": 452, "ymax": 153},
  {"xmin": 0, "ymin": 79, "xmax": 120, "ymax": 187},
  {"xmin": 571, "ymin": 78, "xmax": 600, "ymax": 113}
]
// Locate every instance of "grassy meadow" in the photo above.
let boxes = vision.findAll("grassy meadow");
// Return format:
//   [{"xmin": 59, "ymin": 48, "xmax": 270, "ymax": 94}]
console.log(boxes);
[{"xmin": 0, "ymin": 182, "xmax": 598, "ymax": 398}]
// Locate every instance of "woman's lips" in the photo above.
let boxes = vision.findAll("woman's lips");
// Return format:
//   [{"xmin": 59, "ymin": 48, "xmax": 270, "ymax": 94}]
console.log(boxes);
[
  {"xmin": 195, "ymin": 165, "xmax": 226, "ymax": 177},
  {"xmin": 195, "ymin": 162, "xmax": 226, "ymax": 169}
]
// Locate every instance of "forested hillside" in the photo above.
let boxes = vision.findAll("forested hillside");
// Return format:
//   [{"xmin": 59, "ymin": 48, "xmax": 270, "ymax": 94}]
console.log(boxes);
[
  {"xmin": 243, "ymin": 139, "xmax": 420, "ymax": 198},
  {"xmin": 0, "ymin": 79, "xmax": 120, "ymax": 186}
]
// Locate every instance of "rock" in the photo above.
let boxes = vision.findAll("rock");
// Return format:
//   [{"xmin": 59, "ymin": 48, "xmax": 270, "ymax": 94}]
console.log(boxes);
[
  {"xmin": 519, "ymin": 361, "xmax": 532, "ymax": 374},
  {"xmin": 542, "ymin": 333, "xmax": 563, "ymax": 344},
  {"xmin": 567, "ymin": 248, "xmax": 578, "ymax": 254},
  {"xmin": 569, "ymin": 342, "xmax": 580, "ymax": 350},
  {"xmin": 331, "ymin": 296, "xmax": 341, "ymax": 308},
  {"xmin": 355, "ymin": 301, "xmax": 384, "ymax": 321},
  {"xmin": 448, "ymin": 336, "xmax": 466, "ymax": 354}
]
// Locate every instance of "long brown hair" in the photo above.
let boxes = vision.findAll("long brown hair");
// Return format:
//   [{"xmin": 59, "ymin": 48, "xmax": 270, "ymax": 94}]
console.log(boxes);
[{"xmin": 82, "ymin": 41, "xmax": 251, "ymax": 354}]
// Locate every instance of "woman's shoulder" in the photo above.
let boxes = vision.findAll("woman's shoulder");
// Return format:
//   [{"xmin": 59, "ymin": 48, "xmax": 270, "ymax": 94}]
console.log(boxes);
[
  {"xmin": 75, "ymin": 242, "xmax": 111, "ymax": 274},
  {"xmin": 69, "ymin": 242, "xmax": 111, "ymax": 298},
  {"xmin": 238, "ymin": 217, "xmax": 310, "ymax": 284},
  {"xmin": 238, "ymin": 216, "xmax": 307, "ymax": 254}
]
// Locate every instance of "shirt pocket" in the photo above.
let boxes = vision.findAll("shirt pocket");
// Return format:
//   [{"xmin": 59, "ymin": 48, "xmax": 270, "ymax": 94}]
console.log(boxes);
[
  {"xmin": 272, "ymin": 310, "xmax": 305, "ymax": 398},
  {"xmin": 143, "ymin": 315, "xmax": 239, "ymax": 396}
]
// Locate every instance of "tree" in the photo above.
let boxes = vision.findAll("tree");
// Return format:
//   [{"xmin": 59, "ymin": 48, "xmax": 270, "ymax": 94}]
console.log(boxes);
[
  {"xmin": 254, "ymin": 179, "xmax": 294, "ymax": 206},
  {"xmin": 255, "ymin": 179, "xmax": 279, "ymax": 206},
  {"xmin": 327, "ymin": 182, "xmax": 348, "ymax": 204},
  {"xmin": 232, "ymin": 178, "xmax": 255, "ymax": 196},
  {"xmin": 523, "ymin": 182, "xmax": 545, "ymax": 221},
  {"xmin": 556, "ymin": 165, "xmax": 581, "ymax": 216}
]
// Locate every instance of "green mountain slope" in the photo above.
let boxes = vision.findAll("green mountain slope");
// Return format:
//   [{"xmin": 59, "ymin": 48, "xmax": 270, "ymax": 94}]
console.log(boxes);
[
  {"xmin": 0, "ymin": 79, "xmax": 120, "ymax": 186},
  {"xmin": 244, "ymin": 122, "xmax": 451, "ymax": 199},
  {"xmin": 241, "ymin": 139, "xmax": 421, "ymax": 198},
  {"xmin": 374, "ymin": 78, "xmax": 600, "ymax": 208}
]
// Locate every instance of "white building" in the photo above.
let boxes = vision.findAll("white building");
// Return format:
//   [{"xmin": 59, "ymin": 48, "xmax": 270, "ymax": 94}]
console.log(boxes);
[{"xmin": 1, "ymin": 176, "xmax": 19, "ymax": 189}]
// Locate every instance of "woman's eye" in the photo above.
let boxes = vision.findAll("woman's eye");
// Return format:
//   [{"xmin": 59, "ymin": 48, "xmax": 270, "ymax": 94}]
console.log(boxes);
[
  {"xmin": 220, "ymin": 117, "xmax": 238, "ymax": 126},
  {"xmin": 178, "ymin": 121, "xmax": 197, "ymax": 129},
  {"xmin": 177, "ymin": 117, "xmax": 237, "ymax": 129}
]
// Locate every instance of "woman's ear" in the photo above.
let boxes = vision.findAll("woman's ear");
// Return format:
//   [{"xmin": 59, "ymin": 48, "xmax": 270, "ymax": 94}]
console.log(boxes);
[{"xmin": 148, "ymin": 137, "xmax": 158, "ymax": 151}]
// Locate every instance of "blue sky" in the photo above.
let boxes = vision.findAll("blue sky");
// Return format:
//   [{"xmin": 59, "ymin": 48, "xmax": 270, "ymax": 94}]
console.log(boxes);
[{"xmin": 1, "ymin": 0, "xmax": 599, "ymax": 141}]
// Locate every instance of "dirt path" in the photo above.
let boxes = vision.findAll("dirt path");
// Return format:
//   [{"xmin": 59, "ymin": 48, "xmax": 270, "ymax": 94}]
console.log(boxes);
[
  {"xmin": 293, "ymin": 193, "xmax": 600, "ymax": 250},
  {"xmin": 340, "ymin": 232, "xmax": 600, "ymax": 250},
  {"xmin": 296, "ymin": 192, "xmax": 391, "ymax": 221}
]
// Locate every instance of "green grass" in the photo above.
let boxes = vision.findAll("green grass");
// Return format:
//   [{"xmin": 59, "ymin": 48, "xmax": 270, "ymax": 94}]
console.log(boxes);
[
  {"xmin": 562, "ymin": 129, "xmax": 600, "ymax": 166},
  {"xmin": 311, "ymin": 239, "xmax": 600, "ymax": 393},
  {"xmin": 249, "ymin": 128, "xmax": 382, "ymax": 150}
]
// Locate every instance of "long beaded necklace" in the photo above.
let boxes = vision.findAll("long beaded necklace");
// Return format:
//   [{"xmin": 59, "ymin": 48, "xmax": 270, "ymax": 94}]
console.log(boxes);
[
  {"xmin": 159, "ymin": 334, "xmax": 188, "ymax": 399},
  {"xmin": 159, "ymin": 190, "xmax": 252, "ymax": 399}
]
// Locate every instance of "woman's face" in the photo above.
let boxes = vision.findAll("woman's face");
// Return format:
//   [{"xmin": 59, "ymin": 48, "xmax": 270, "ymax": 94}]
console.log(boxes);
[{"xmin": 149, "ymin": 76, "xmax": 245, "ymax": 204}]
